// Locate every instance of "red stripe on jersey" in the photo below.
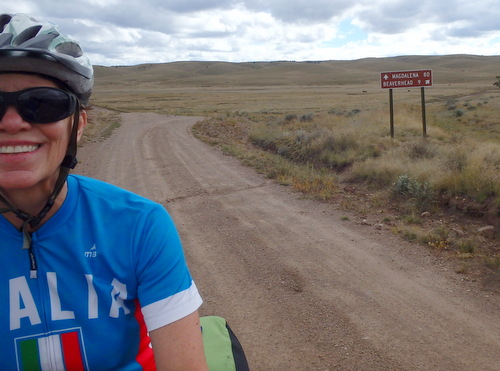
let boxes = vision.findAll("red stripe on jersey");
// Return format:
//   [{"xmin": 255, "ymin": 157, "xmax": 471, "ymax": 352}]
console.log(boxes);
[
  {"xmin": 134, "ymin": 300, "xmax": 156, "ymax": 370},
  {"xmin": 61, "ymin": 331, "xmax": 85, "ymax": 371}
]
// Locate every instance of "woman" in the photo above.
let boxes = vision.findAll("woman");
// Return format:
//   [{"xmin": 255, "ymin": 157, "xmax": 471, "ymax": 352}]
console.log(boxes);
[{"xmin": 0, "ymin": 13, "xmax": 208, "ymax": 370}]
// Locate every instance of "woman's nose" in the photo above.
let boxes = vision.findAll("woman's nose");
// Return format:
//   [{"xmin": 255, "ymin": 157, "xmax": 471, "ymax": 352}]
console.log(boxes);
[{"xmin": 0, "ymin": 105, "xmax": 31, "ymax": 133}]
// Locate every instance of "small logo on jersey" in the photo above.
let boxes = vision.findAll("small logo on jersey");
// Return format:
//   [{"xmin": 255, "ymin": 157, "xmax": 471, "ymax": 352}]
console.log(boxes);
[
  {"xmin": 15, "ymin": 328, "xmax": 89, "ymax": 370},
  {"xmin": 84, "ymin": 245, "xmax": 97, "ymax": 258}
]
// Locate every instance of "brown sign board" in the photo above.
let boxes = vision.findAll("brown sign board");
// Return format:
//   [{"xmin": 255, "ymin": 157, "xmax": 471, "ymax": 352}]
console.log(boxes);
[{"xmin": 381, "ymin": 69, "xmax": 432, "ymax": 89}]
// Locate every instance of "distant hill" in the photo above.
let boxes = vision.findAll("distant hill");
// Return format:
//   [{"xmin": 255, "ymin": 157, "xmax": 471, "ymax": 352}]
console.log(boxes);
[{"xmin": 94, "ymin": 54, "xmax": 500, "ymax": 89}]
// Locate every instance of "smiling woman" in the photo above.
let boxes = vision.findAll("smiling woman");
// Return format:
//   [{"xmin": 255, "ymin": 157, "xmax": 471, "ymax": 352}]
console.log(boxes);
[
  {"xmin": 0, "ymin": 13, "xmax": 208, "ymax": 371},
  {"xmin": 0, "ymin": 74, "xmax": 78, "ymax": 204}
]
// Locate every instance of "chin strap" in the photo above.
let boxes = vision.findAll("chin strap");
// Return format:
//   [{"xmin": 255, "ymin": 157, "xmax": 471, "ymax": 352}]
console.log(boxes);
[{"xmin": 0, "ymin": 106, "xmax": 80, "ymax": 278}]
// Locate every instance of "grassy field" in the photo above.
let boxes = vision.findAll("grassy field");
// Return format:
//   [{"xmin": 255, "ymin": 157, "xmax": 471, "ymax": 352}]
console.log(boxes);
[
  {"xmin": 89, "ymin": 55, "xmax": 499, "ymax": 279},
  {"xmin": 93, "ymin": 55, "xmax": 499, "ymax": 114}
]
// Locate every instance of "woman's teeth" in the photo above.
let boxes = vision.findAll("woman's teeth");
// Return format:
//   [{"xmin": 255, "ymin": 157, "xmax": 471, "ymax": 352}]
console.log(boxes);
[{"xmin": 0, "ymin": 145, "xmax": 39, "ymax": 154}]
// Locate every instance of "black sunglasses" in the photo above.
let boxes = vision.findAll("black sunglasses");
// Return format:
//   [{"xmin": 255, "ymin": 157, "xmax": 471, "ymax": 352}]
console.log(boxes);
[{"xmin": 0, "ymin": 87, "xmax": 78, "ymax": 124}]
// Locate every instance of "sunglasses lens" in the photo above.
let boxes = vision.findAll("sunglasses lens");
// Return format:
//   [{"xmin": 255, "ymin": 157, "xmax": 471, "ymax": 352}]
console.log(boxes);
[
  {"xmin": 17, "ymin": 88, "xmax": 76, "ymax": 123},
  {"xmin": 0, "ymin": 97, "xmax": 6, "ymax": 120}
]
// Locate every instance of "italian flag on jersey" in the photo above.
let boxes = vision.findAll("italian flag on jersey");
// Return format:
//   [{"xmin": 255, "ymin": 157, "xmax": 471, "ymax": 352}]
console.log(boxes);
[{"xmin": 15, "ymin": 329, "xmax": 88, "ymax": 371}]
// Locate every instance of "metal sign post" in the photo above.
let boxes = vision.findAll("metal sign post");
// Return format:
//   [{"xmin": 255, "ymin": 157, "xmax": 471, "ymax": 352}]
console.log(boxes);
[{"xmin": 381, "ymin": 70, "xmax": 432, "ymax": 138}]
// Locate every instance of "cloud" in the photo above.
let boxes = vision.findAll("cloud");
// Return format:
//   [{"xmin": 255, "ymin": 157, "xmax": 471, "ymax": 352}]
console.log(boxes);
[
  {"xmin": 242, "ymin": 0, "xmax": 355, "ymax": 23},
  {"xmin": 156, "ymin": 0, "xmax": 236, "ymax": 13},
  {"xmin": 1, "ymin": 0, "xmax": 499, "ymax": 65},
  {"xmin": 355, "ymin": 0, "xmax": 499, "ymax": 38}
]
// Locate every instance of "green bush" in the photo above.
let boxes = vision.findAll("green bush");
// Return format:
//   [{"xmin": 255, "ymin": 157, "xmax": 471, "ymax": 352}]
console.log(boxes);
[{"xmin": 392, "ymin": 175, "xmax": 434, "ymax": 210}]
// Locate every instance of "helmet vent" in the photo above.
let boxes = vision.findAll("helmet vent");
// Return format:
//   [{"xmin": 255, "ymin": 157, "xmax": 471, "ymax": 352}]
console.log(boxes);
[
  {"xmin": 19, "ymin": 32, "xmax": 59, "ymax": 49},
  {"xmin": 13, "ymin": 25, "xmax": 42, "ymax": 46},
  {"xmin": 0, "ymin": 14, "xmax": 12, "ymax": 32},
  {"xmin": 0, "ymin": 33, "xmax": 13, "ymax": 47},
  {"xmin": 55, "ymin": 42, "xmax": 83, "ymax": 58}
]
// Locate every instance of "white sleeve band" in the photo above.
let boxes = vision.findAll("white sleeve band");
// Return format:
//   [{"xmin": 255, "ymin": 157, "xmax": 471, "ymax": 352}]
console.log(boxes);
[{"xmin": 141, "ymin": 281, "xmax": 203, "ymax": 331}]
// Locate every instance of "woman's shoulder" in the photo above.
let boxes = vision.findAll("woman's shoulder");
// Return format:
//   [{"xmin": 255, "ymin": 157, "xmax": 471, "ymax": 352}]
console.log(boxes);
[
  {"xmin": 68, "ymin": 174, "xmax": 160, "ymax": 209},
  {"xmin": 69, "ymin": 174, "xmax": 128, "ymax": 194}
]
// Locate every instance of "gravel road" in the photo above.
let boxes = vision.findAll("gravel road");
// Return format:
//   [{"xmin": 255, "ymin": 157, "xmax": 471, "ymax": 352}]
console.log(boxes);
[{"xmin": 76, "ymin": 112, "xmax": 499, "ymax": 370}]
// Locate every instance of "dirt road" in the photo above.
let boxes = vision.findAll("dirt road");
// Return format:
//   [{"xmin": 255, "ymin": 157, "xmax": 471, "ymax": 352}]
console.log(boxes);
[{"xmin": 77, "ymin": 112, "xmax": 499, "ymax": 370}]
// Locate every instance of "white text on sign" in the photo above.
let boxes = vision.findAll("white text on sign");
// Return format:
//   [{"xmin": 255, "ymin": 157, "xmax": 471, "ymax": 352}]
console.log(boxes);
[{"xmin": 381, "ymin": 70, "xmax": 432, "ymax": 89}]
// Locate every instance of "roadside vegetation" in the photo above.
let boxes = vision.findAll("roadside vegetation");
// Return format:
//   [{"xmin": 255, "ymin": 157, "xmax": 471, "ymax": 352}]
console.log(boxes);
[
  {"xmin": 91, "ymin": 56, "xmax": 499, "ymax": 285},
  {"xmin": 192, "ymin": 94, "xmax": 499, "ymax": 279},
  {"xmin": 81, "ymin": 106, "xmax": 121, "ymax": 144}
]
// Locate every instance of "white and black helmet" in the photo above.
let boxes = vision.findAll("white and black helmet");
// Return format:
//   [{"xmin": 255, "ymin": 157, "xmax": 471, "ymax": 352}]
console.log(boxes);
[{"xmin": 0, "ymin": 13, "xmax": 93, "ymax": 105}]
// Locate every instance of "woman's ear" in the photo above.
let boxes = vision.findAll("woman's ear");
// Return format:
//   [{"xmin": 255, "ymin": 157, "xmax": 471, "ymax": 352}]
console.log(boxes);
[{"xmin": 76, "ymin": 108, "xmax": 88, "ymax": 142}]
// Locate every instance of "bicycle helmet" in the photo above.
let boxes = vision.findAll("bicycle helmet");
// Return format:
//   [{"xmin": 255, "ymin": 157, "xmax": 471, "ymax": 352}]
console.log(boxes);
[
  {"xmin": 0, "ymin": 13, "xmax": 93, "ymax": 105},
  {"xmin": 0, "ymin": 14, "xmax": 94, "ymax": 263}
]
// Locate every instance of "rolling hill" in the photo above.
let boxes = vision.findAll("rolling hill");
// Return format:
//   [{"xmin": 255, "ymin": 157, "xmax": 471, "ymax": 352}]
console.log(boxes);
[{"xmin": 94, "ymin": 54, "xmax": 500, "ymax": 89}]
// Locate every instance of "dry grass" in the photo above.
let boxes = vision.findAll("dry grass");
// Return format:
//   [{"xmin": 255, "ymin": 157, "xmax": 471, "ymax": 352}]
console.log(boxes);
[
  {"xmin": 81, "ymin": 106, "xmax": 121, "ymax": 144},
  {"xmin": 90, "ymin": 55, "xmax": 499, "ymax": 280}
]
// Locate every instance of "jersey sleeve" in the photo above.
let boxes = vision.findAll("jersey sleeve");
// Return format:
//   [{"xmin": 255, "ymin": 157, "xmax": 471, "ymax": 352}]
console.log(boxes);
[{"xmin": 133, "ymin": 203, "xmax": 202, "ymax": 331}]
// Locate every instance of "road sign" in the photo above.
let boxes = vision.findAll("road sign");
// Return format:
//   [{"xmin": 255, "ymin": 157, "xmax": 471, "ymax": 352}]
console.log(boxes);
[{"xmin": 381, "ymin": 69, "xmax": 432, "ymax": 89}]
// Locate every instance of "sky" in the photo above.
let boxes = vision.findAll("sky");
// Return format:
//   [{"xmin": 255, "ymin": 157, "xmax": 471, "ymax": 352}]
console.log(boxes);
[{"xmin": 3, "ymin": 0, "xmax": 500, "ymax": 66}]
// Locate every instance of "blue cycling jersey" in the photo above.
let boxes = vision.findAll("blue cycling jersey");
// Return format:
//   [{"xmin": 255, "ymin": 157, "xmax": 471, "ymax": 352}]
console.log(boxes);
[{"xmin": 0, "ymin": 175, "xmax": 202, "ymax": 370}]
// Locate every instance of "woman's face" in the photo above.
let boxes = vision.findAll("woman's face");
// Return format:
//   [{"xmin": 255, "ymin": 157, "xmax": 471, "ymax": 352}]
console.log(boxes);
[{"xmin": 0, "ymin": 73, "xmax": 85, "ymax": 193}]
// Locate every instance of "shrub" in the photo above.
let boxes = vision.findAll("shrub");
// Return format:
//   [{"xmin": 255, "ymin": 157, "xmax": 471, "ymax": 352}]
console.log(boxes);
[
  {"xmin": 457, "ymin": 239, "xmax": 476, "ymax": 254},
  {"xmin": 300, "ymin": 113, "xmax": 314, "ymax": 122},
  {"xmin": 421, "ymin": 227, "xmax": 450, "ymax": 250},
  {"xmin": 446, "ymin": 100, "xmax": 457, "ymax": 110},
  {"xmin": 348, "ymin": 108, "xmax": 361, "ymax": 116},
  {"xmin": 392, "ymin": 175, "xmax": 434, "ymax": 210},
  {"xmin": 406, "ymin": 141, "xmax": 436, "ymax": 160},
  {"xmin": 444, "ymin": 146, "xmax": 468, "ymax": 171},
  {"xmin": 400, "ymin": 227, "xmax": 419, "ymax": 242},
  {"xmin": 436, "ymin": 142, "xmax": 499, "ymax": 204},
  {"xmin": 392, "ymin": 175, "xmax": 414, "ymax": 196},
  {"xmin": 350, "ymin": 157, "xmax": 401, "ymax": 186}
]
